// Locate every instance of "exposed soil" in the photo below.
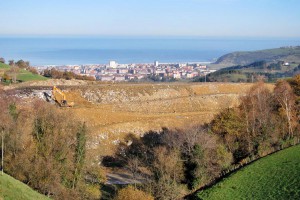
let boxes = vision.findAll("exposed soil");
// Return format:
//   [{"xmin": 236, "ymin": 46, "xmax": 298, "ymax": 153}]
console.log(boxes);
[{"xmin": 6, "ymin": 81, "xmax": 274, "ymax": 156}]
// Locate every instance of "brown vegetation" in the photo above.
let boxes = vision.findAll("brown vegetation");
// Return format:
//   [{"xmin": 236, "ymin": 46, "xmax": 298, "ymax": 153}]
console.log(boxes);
[
  {"xmin": 2, "ymin": 78, "xmax": 299, "ymax": 199},
  {"xmin": 104, "ymin": 76, "xmax": 300, "ymax": 200},
  {"xmin": 43, "ymin": 68, "xmax": 95, "ymax": 81},
  {"xmin": 114, "ymin": 186, "xmax": 154, "ymax": 200},
  {"xmin": 0, "ymin": 96, "xmax": 105, "ymax": 199}
]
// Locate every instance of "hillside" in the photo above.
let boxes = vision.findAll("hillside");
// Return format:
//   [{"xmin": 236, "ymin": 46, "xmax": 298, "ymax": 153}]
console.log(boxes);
[
  {"xmin": 200, "ymin": 60, "xmax": 300, "ymax": 83},
  {"xmin": 6, "ymin": 81, "xmax": 272, "ymax": 155},
  {"xmin": 0, "ymin": 173, "xmax": 50, "ymax": 200},
  {"xmin": 196, "ymin": 145, "xmax": 300, "ymax": 200},
  {"xmin": 212, "ymin": 46, "xmax": 300, "ymax": 67},
  {"xmin": 0, "ymin": 62, "xmax": 47, "ymax": 82}
]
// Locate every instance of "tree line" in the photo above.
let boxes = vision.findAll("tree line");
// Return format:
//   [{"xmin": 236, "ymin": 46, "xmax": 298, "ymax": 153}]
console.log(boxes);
[
  {"xmin": 42, "ymin": 68, "xmax": 95, "ymax": 81},
  {"xmin": 107, "ymin": 75, "xmax": 300, "ymax": 200},
  {"xmin": 196, "ymin": 61, "xmax": 300, "ymax": 83},
  {"xmin": 1, "ymin": 58, "xmax": 95, "ymax": 83},
  {"xmin": 0, "ymin": 93, "xmax": 104, "ymax": 199}
]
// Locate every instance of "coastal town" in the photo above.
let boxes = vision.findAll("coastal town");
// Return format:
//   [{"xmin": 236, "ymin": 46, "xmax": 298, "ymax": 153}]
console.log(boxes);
[{"xmin": 37, "ymin": 61, "xmax": 216, "ymax": 81}]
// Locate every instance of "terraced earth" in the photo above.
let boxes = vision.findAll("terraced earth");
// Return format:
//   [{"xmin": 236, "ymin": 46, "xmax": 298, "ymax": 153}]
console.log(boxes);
[{"xmin": 7, "ymin": 81, "xmax": 274, "ymax": 155}]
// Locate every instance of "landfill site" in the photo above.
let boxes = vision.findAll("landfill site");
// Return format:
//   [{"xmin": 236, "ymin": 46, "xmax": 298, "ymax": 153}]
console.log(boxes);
[{"xmin": 3, "ymin": 80, "xmax": 272, "ymax": 155}]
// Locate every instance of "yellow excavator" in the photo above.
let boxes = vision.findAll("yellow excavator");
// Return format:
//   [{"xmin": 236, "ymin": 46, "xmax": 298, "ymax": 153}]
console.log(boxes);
[{"xmin": 52, "ymin": 86, "xmax": 74, "ymax": 107}]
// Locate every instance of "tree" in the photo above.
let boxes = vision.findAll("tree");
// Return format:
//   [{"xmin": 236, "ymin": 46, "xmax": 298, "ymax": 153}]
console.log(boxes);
[
  {"xmin": 0, "ymin": 57, "xmax": 5, "ymax": 63},
  {"xmin": 288, "ymin": 74, "xmax": 300, "ymax": 96},
  {"xmin": 16, "ymin": 60, "xmax": 30, "ymax": 69},
  {"xmin": 8, "ymin": 60, "xmax": 14, "ymax": 66},
  {"xmin": 274, "ymin": 80, "xmax": 297, "ymax": 139},
  {"xmin": 73, "ymin": 122, "xmax": 87, "ymax": 189},
  {"xmin": 114, "ymin": 186, "xmax": 154, "ymax": 200},
  {"xmin": 239, "ymin": 82, "xmax": 274, "ymax": 144},
  {"xmin": 7, "ymin": 66, "xmax": 20, "ymax": 83},
  {"xmin": 211, "ymin": 108, "xmax": 247, "ymax": 161},
  {"xmin": 2, "ymin": 72, "xmax": 12, "ymax": 82},
  {"xmin": 0, "ymin": 90, "xmax": 11, "ymax": 176}
]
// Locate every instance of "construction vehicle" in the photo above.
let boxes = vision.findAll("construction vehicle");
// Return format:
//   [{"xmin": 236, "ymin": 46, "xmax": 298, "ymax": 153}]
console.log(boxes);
[{"xmin": 52, "ymin": 86, "xmax": 74, "ymax": 107}]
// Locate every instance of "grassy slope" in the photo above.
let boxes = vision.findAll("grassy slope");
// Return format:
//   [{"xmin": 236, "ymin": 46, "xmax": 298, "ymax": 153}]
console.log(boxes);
[
  {"xmin": 197, "ymin": 145, "xmax": 300, "ymax": 200},
  {"xmin": 17, "ymin": 68, "xmax": 48, "ymax": 81},
  {"xmin": 0, "ymin": 173, "xmax": 50, "ymax": 200},
  {"xmin": 0, "ymin": 63, "xmax": 47, "ymax": 82}
]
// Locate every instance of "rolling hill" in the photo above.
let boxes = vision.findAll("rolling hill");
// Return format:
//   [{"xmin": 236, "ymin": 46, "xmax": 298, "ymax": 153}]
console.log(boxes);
[
  {"xmin": 209, "ymin": 46, "xmax": 300, "ymax": 69},
  {"xmin": 195, "ymin": 145, "xmax": 300, "ymax": 200},
  {"xmin": 200, "ymin": 59, "xmax": 300, "ymax": 83},
  {"xmin": 0, "ymin": 62, "xmax": 47, "ymax": 82}
]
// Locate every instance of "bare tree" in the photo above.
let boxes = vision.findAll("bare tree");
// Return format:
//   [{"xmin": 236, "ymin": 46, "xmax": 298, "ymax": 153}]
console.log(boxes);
[
  {"xmin": 274, "ymin": 80, "xmax": 297, "ymax": 139},
  {"xmin": 7, "ymin": 66, "xmax": 20, "ymax": 83}
]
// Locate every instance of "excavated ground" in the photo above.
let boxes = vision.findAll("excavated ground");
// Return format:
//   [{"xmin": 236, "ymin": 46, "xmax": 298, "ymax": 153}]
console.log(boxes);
[{"xmin": 7, "ymin": 81, "xmax": 274, "ymax": 155}]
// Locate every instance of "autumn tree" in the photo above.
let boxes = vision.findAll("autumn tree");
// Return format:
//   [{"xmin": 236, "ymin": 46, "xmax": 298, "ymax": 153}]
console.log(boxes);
[
  {"xmin": 274, "ymin": 80, "xmax": 297, "ymax": 139},
  {"xmin": 239, "ymin": 82, "xmax": 276, "ymax": 155},
  {"xmin": 15, "ymin": 60, "xmax": 30, "ymax": 69},
  {"xmin": 0, "ymin": 57, "xmax": 5, "ymax": 63},
  {"xmin": 211, "ymin": 108, "xmax": 247, "ymax": 162},
  {"xmin": 7, "ymin": 66, "xmax": 20, "ymax": 83},
  {"xmin": 180, "ymin": 127, "xmax": 232, "ymax": 189},
  {"xmin": 288, "ymin": 74, "xmax": 300, "ymax": 96},
  {"xmin": 114, "ymin": 186, "xmax": 154, "ymax": 200},
  {"xmin": 149, "ymin": 146, "xmax": 185, "ymax": 200}
]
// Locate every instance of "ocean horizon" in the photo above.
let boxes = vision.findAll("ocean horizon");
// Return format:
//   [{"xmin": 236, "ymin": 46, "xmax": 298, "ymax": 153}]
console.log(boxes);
[{"xmin": 0, "ymin": 36, "xmax": 300, "ymax": 66}]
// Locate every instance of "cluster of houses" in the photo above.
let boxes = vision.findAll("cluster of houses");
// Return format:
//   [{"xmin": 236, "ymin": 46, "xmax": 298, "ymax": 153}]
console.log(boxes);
[{"xmin": 38, "ymin": 61, "xmax": 217, "ymax": 82}]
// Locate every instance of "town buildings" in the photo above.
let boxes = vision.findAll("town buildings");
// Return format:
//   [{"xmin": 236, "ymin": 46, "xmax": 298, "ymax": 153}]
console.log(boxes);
[{"xmin": 38, "ymin": 61, "xmax": 216, "ymax": 82}]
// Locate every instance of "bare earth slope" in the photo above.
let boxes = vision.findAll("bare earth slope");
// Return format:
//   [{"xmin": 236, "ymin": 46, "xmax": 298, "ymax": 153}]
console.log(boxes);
[{"xmin": 7, "ymin": 81, "xmax": 274, "ymax": 155}]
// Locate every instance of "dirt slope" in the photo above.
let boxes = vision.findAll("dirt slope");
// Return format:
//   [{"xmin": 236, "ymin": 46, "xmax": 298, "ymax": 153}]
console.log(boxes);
[
  {"xmin": 61, "ymin": 82, "xmax": 268, "ymax": 154},
  {"xmin": 7, "ymin": 81, "xmax": 274, "ymax": 155}
]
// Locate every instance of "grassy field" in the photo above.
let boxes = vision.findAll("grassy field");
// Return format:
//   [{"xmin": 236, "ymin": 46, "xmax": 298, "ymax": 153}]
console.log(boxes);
[
  {"xmin": 17, "ymin": 68, "xmax": 48, "ymax": 81},
  {"xmin": 0, "ymin": 173, "xmax": 50, "ymax": 200},
  {"xmin": 0, "ymin": 63, "xmax": 10, "ymax": 69},
  {"xmin": 0, "ymin": 62, "xmax": 47, "ymax": 82},
  {"xmin": 196, "ymin": 145, "xmax": 300, "ymax": 200}
]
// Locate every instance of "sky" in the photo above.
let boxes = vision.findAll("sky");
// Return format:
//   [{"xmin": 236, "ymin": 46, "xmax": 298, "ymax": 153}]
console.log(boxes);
[{"xmin": 0, "ymin": 0, "xmax": 300, "ymax": 37}]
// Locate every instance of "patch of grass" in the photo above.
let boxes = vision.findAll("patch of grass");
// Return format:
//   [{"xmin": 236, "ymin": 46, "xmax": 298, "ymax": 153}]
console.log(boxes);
[
  {"xmin": 0, "ymin": 63, "xmax": 47, "ymax": 82},
  {"xmin": 0, "ymin": 63, "xmax": 10, "ymax": 69},
  {"xmin": 0, "ymin": 173, "xmax": 50, "ymax": 200},
  {"xmin": 197, "ymin": 145, "xmax": 300, "ymax": 200},
  {"xmin": 17, "ymin": 69, "xmax": 48, "ymax": 81}
]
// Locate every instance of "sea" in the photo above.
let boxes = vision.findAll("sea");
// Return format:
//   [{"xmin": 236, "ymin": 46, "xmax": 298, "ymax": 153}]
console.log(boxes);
[{"xmin": 0, "ymin": 36, "xmax": 300, "ymax": 66}]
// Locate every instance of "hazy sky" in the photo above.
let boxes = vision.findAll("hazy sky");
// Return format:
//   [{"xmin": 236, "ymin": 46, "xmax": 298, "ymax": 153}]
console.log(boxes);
[{"xmin": 1, "ymin": 0, "xmax": 300, "ymax": 37}]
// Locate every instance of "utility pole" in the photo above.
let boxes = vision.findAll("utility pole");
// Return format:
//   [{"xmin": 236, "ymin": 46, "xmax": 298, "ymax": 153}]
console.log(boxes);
[{"xmin": 1, "ymin": 130, "xmax": 3, "ymax": 176}]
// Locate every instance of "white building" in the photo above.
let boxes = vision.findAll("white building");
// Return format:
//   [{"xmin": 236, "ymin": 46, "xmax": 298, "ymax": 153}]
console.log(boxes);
[
  {"xmin": 109, "ymin": 61, "xmax": 117, "ymax": 68},
  {"xmin": 154, "ymin": 60, "xmax": 159, "ymax": 67}
]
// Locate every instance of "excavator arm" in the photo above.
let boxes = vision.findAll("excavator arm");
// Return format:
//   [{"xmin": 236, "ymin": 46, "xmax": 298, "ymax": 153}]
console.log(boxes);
[{"xmin": 52, "ymin": 86, "xmax": 74, "ymax": 107}]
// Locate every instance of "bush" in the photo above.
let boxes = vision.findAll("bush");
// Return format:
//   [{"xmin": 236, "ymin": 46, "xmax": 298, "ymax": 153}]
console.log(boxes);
[{"xmin": 114, "ymin": 186, "xmax": 154, "ymax": 200}]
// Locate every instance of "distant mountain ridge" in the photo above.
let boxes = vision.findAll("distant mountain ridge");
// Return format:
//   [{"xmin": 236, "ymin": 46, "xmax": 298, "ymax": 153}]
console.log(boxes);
[{"xmin": 214, "ymin": 46, "xmax": 300, "ymax": 66}]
